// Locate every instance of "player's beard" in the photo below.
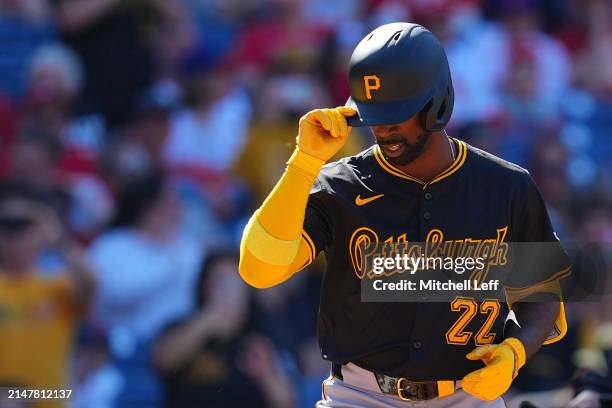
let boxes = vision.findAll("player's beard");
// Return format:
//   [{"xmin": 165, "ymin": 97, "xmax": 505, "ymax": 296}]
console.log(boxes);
[{"xmin": 377, "ymin": 129, "xmax": 432, "ymax": 166}]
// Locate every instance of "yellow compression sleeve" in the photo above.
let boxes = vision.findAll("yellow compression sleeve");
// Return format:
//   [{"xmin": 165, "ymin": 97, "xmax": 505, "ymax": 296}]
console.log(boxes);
[{"xmin": 239, "ymin": 148, "xmax": 324, "ymax": 288}]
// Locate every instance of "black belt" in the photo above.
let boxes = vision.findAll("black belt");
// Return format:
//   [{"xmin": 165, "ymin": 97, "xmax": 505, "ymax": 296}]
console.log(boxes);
[{"xmin": 331, "ymin": 363, "xmax": 456, "ymax": 401}]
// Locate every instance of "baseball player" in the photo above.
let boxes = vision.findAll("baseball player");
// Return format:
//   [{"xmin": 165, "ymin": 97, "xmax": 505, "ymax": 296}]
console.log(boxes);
[{"xmin": 239, "ymin": 23, "xmax": 570, "ymax": 407}]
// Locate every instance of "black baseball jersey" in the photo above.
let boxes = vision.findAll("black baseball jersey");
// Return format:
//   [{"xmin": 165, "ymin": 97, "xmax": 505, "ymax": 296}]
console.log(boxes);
[{"xmin": 302, "ymin": 138, "xmax": 570, "ymax": 380}]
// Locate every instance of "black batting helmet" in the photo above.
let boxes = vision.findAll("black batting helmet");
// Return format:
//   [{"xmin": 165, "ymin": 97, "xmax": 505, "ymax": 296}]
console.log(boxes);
[{"xmin": 345, "ymin": 23, "xmax": 454, "ymax": 131}]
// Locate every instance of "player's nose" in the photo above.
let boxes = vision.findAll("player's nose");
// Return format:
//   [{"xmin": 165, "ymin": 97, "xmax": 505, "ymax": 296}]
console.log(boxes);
[
  {"xmin": 371, "ymin": 125, "xmax": 401, "ymax": 140},
  {"xmin": 371, "ymin": 124, "xmax": 399, "ymax": 135}
]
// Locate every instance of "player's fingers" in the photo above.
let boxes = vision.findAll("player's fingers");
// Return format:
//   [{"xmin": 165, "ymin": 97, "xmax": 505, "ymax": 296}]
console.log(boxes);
[
  {"xmin": 461, "ymin": 381, "xmax": 476, "ymax": 394},
  {"xmin": 464, "ymin": 382, "xmax": 496, "ymax": 402},
  {"xmin": 338, "ymin": 107, "xmax": 356, "ymax": 133},
  {"xmin": 466, "ymin": 344, "xmax": 496, "ymax": 360},
  {"xmin": 461, "ymin": 370, "xmax": 480, "ymax": 384},
  {"xmin": 331, "ymin": 109, "xmax": 349, "ymax": 138},
  {"xmin": 467, "ymin": 368, "xmax": 491, "ymax": 382},
  {"xmin": 462, "ymin": 368, "xmax": 486, "ymax": 383},
  {"xmin": 310, "ymin": 110, "xmax": 333, "ymax": 133},
  {"xmin": 473, "ymin": 381, "xmax": 506, "ymax": 399},
  {"xmin": 472, "ymin": 380, "xmax": 506, "ymax": 396},
  {"xmin": 318, "ymin": 109, "xmax": 339, "ymax": 137},
  {"xmin": 462, "ymin": 362, "xmax": 503, "ymax": 381},
  {"xmin": 323, "ymin": 111, "xmax": 336, "ymax": 136},
  {"xmin": 328, "ymin": 109, "xmax": 342, "ymax": 138},
  {"xmin": 463, "ymin": 374, "xmax": 506, "ymax": 401},
  {"xmin": 460, "ymin": 378, "xmax": 480, "ymax": 389},
  {"xmin": 337, "ymin": 106, "xmax": 357, "ymax": 117},
  {"xmin": 473, "ymin": 371, "xmax": 505, "ymax": 385},
  {"xmin": 461, "ymin": 381, "xmax": 480, "ymax": 396},
  {"xmin": 467, "ymin": 344, "xmax": 497, "ymax": 357},
  {"xmin": 478, "ymin": 357, "xmax": 503, "ymax": 378},
  {"xmin": 461, "ymin": 383, "xmax": 485, "ymax": 400}
]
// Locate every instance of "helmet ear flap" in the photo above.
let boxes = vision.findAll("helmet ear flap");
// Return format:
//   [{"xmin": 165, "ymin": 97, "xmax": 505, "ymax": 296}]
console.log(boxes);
[
  {"xmin": 422, "ymin": 84, "xmax": 454, "ymax": 132},
  {"xmin": 419, "ymin": 99, "xmax": 434, "ymax": 131}
]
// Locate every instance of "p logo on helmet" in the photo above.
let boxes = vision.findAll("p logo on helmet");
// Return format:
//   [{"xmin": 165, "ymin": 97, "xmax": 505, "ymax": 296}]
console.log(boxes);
[{"xmin": 363, "ymin": 75, "xmax": 380, "ymax": 100}]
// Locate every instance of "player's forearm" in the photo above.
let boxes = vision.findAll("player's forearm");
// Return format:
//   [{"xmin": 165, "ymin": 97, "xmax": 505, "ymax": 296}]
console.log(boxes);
[
  {"xmin": 240, "ymin": 107, "xmax": 354, "ymax": 288},
  {"xmin": 257, "ymin": 148, "xmax": 324, "ymax": 238},
  {"xmin": 239, "ymin": 148, "xmax": 323, "ymax": 288},
  {"xmin": 505, "ymin": 301, "xmax": 559, "ymax": 358}
]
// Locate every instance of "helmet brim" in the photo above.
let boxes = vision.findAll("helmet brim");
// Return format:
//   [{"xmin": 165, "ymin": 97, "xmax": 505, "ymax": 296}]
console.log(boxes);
[{"xmin": 345, "ymin": 91, "xmax": 432, "ymax": 127}]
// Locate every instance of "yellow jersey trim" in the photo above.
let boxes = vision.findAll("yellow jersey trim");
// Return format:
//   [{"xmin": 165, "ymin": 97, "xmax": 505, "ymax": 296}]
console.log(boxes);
[
  {"xmin": 373, "ymin": 139, "xmax": 467, "ymax": 189},
  {"xmin": 373, "ymin": 145, "xmax": 425, "ymax": 184},
  {"xmin": 425, "ymin": 140, "xmax": 467, "ymax": 187},
  {"xmin": 302, "ymin": 229, "xmax": 316, "ymax": 262},
  {"xmin": 504, "ymin": 266, "xmax": 572, "ymax": 292},
  {"xmin": 544, "ymin": 301, "xmax": 567, "ymax": 345}
]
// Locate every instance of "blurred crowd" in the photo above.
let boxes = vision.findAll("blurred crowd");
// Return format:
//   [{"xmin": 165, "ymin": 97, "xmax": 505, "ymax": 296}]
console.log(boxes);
[{"xmin": 0, "ymin": 0, "xmax": 611, "ymax": 407}]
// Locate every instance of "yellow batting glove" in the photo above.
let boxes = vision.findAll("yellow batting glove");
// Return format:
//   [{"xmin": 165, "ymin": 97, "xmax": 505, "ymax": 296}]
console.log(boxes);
[
  {"xmin": 461, "ymin": 338, "xmax": 526, "ymax": 401},
  {"xmin": 297, "ymin": 107, "xmax": 357, "ymax": 161}
]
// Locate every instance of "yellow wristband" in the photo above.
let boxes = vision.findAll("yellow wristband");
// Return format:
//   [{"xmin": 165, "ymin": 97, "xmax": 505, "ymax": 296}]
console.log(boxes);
[
  {"xmin": 502, "ymin": 337, "xmax": 527, "ymax": 377},
  {"xmin": 242, "ymin": 212, "xmax": 301, "ymax": 266},
  {"xmin": 287, "ymin": 148, "xmax": 325, "ymax": 179}
]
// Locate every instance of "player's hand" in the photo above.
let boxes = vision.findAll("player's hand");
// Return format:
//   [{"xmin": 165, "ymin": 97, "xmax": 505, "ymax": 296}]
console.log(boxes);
[
  {"xmin": 461, "ymin": 338, "xmax": 526, "ymax": 401},
  {"xmin": 296, "ymin": 107, "xmax": 357, "ymax": 161}
]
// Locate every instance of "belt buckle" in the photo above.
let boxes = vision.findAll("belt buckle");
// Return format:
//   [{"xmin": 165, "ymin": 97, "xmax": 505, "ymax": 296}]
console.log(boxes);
[{"xmin": 396, "ymin": 378, "xmax": 429, "ymax": 401}]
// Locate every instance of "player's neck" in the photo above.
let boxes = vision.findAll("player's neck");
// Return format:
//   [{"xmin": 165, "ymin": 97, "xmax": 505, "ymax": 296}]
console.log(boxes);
[{"xmin": 394, "ymin": 131, "xmax": 454, "ymax": 183}]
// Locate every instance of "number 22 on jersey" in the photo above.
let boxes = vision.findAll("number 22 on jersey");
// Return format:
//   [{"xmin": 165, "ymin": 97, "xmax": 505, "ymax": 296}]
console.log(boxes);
[{"xmin": 445, "ymin": 297, "xmax": 500, "ymax": 345}]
